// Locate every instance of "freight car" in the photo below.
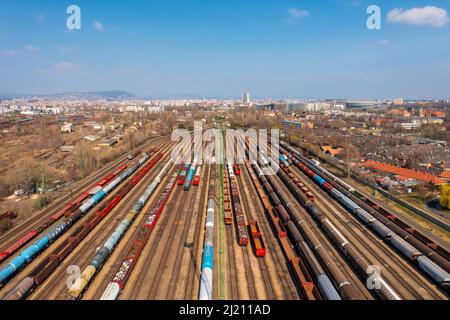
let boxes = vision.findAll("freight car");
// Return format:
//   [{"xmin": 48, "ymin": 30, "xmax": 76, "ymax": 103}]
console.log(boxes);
[
  {"xmin": 233, "ymin": 164, "xmax": 241, "ymax": 176},
  {"xmin": 4, "ymin": 154, "xmax": 162, "ymax": 300},
  {"xmin": 193, "ymin": 167, "xmax": 201, "ymax": 186},
  {"xmin": 184, "ymin": 158, "xmax": 198, "ymax": 191},
  {"xmin": 250, "ymin": 161, "xmax": 343, "ymax": 300},
  {"xmin": 256, "ymin": 144, "xmax": 402, "ymax": 300},
  {"xmin": 199, "ymin": 170, "xmax": 216, "ymax": 300},
  {"xmin": 0, "ymin": 163, "xmax": 128, "ymax": 264},
  {"xmin": 228, "ymin": 163, "xmax": 249, "ymax": 246},
  {"xmin": 100, "ymin": 168, "xmax": 179, "ymax": 300},
  {"xmin": 178, "ymin": 163, "xmax": 190, "ymax": 185},
  {"xmin": 249, "ymin": 221, "xmax": 266, "ymax": 257},
  {"xmin": 0, "ymin": 154, "xmax": 150, "ymax": 286},
  {"xmin": 223, "ymin": 168, "xmax": 233, "ymax": 225},
  {"xmin": 68, "ymin": 160, "xmax": 174, "ymax": 299},
  {"xmin": 280, "ymin": 142, "xmax": 450, "ymax": 289},
  {"xmin": 128, "ymin": 149, "xmax": 142, "ymax": 161}
]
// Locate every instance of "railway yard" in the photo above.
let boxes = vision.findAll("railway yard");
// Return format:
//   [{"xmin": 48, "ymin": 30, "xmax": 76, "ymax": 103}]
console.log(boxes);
[{"xmin": 0, "ymin": 133, "xmax": 449, "ymax": 301}]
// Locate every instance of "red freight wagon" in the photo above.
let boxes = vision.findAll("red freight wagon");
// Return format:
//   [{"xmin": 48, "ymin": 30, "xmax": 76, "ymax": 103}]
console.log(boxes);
[{"xmin": 249, "ymin": 221, "xmax": 265, "ymax": 256}]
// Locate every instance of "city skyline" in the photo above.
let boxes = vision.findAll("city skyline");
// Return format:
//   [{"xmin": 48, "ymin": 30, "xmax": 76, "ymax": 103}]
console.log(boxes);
[{"xmin": 1, "ymin": 0, "xmax": 450, "ymax": 99}]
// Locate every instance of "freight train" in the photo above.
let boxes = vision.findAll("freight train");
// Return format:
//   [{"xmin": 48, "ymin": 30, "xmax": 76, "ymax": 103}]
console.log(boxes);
[
  {"xmin": 178, "ymin": 164, "xmax": 190, "ymax": 185},
  {"xmin": 280, "ymin": 142, "xmax": 450, "ymax": 289},
  {"xmin": 227, "ymin": 162, "xmax": 249, "ymax": 246},
  {"xmin": 184, "ymin": 157, "xmax": 198, "ymax": 191},
  {"xmin": 199, "ymin": 168, "xmax": 215, "ymax": 300},
  {"xmin": 0, "ymin": 154, "xmax": 149, "ymax": 287},
  {"xmin": 275, "ymin": 162, "xmax": 401, "ymax": 300},
  {"xmin": 0, "ymin": 164, "xmax": 128, "ymax": 264},
  {"xmin": 100, "ymin": 168, "xmax": 180, "ymax": 300},
  {"xmin": 127, "ymin": 149, "xmax": 142, "ymax": 160},
  {"xmin": 251, "ymin": 161, "xmax": 343, "ymax": 300},
  {"xmin": 250, "ymin": 142, "xmax": 400, "ymax": 300},
  {"xmin": 291, "ymin": 145, "xmax": 450, "ymax": 268},
  {"xmin": 68, "ymin": 159, "xmax": 174, "ymax": 299}
]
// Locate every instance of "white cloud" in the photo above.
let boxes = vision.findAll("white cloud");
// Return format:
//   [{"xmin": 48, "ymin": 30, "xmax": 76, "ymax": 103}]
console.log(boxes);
[
  {"xmin": 387, "ymin": 6, "xmax": 449, "ymax": 27},
  {"xmin": 36, "ymin": 62, "xmax": 81, "ymax": 75},
  {"xmin": 288, "ymin": 8, "xmax": 310, "ymax": 19},
  {"xmin": 285, "ymin": 8, "xmax": 310, "ymax": 23},
  {"xmin": 56, "ymin": 45, "xmax": 74, "ymax": 53},
  {"xmin": 94, "ymin": 21, "xmax": 106, "ymax": 32},
  {"xmin": 3, "ymin": 49, "xmax": 19, "ymax": 57},
  {"xmin": 25, "ymin": 44, "xmax": 39, "ymax": 53}
]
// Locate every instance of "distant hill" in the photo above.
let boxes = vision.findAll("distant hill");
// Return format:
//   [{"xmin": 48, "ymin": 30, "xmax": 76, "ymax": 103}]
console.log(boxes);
[
  {"xmin": 55, "ymin": 90, "xmax": 135, "ymax": 99},
  {"xmin": 0, "ymin": 90, "xmax": 135, "ymax": 100}
]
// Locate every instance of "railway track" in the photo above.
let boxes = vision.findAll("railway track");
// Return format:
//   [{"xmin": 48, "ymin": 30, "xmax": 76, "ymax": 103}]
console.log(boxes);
[
  {"xmin": 168, "ymin": 164, "xmax": 211, "ymax": 300},
  {"xmin": 146, "ymin": 169, "xmax": 204, "ymax": 299},
  {"xmin": 122, "ymin": 175, "xmax": 198, "ymax": 299},
  {"xmin": 3, "ymin": 143, "xmax": 174, "ymax": 300},
  {"xmin": 28, "ymin": 157, "xmax": 168, "ymax": 300},
  {"xmin": 0, "ymin": 136, "xmax": 167, "ymax": 255},
  {"xmin": 222, "ymin": 166, "xmax": 239, "ymax": 299},
  {"xmin": 289, "ymin": 164, "xmax": 448, "ymax": 300},
  {"xmin": 0, "ymin": 143, "xmax": 168, "ymax": 296},
  {"xmin": 78, "ymin": 163, "xmax": 178, "ymax": 300},
  {"xmin": 270, "ymin": 172, "xmax": 372, "ymax": 299},
  {"xmin": 240, "ymin": 162, "xmax": 300, "ymax": 300},
  {"xmin": 234, "ymin": 167, "xmax": 269, "ymax": 300}
]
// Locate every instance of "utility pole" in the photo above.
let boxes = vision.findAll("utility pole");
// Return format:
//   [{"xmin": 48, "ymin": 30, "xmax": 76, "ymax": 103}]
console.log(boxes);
[
  {"xmin": 36, "ymin": 181, "xmax": 40, "ymax": 210},
  {"xmin": 80, "ymin": 146, "xmax": 85, "ymax": 179},
  {"xmin": 346, "ymin": 143, "xmax": 352, "ymax": 179},
  {"xmin": 41, "ymin": 171, "xmax": 46, "ymax": 207}
]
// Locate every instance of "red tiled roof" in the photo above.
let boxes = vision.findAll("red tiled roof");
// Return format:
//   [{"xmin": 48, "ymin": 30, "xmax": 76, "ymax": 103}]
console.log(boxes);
[
  {"xmin": 440, "ymin": 171, "xmax": 450, "ymax": 179},
  {"xmin": 362, "ymin": 160, "xmax": 445, "ymax": 184}
]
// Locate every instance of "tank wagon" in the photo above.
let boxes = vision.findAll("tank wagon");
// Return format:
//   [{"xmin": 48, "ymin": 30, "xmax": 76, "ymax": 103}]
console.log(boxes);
[
  {"xmin": 276, "ymin": 163, "xmax": 401, "ymax": 300},
  {"xmin": 199, "ymin": 168, "xmax": 216, "ymax": 300},
  {"xmin": 0, "ymin": 164, "xmax": 128, "ymax": 264},
  {"xmin": 280, "ymin": 142, "xmax": 450, "ymax": 289},
  {"xmin": 297, "ymin": 147, "xmax": 450, "ymax": 269},
  {"xmin": 68, "ymin": 159, "xmax": 174, "ymax": 299},
  {"xmin": 251, "ymin": 161, "xmax": 343, "ymax": 300},
  {"xmin": 184, "ymin": 157, "xmax": 198, "ymax": 191},
  {"xmin": 100, "ymin": 168, "xmax": 180, "ymax": 300},
  {"xmin": 1, "ymin": 154, "xmax": 152, "ymax": 295},
  {"xmin": 252, "ymin": 142, "xmax": 402, "ymax": 300}
]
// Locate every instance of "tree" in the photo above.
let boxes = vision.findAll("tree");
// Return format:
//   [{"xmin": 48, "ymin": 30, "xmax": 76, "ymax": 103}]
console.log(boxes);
[{"xmin": 440, "ymin": 184, "xmax": 450, "ymax": 210}]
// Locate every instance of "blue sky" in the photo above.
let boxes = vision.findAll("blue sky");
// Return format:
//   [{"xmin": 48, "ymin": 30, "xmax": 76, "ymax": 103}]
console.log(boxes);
[{"xmin": 0, "ymin": 0, "xmax": 449, "ymax": 99}]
